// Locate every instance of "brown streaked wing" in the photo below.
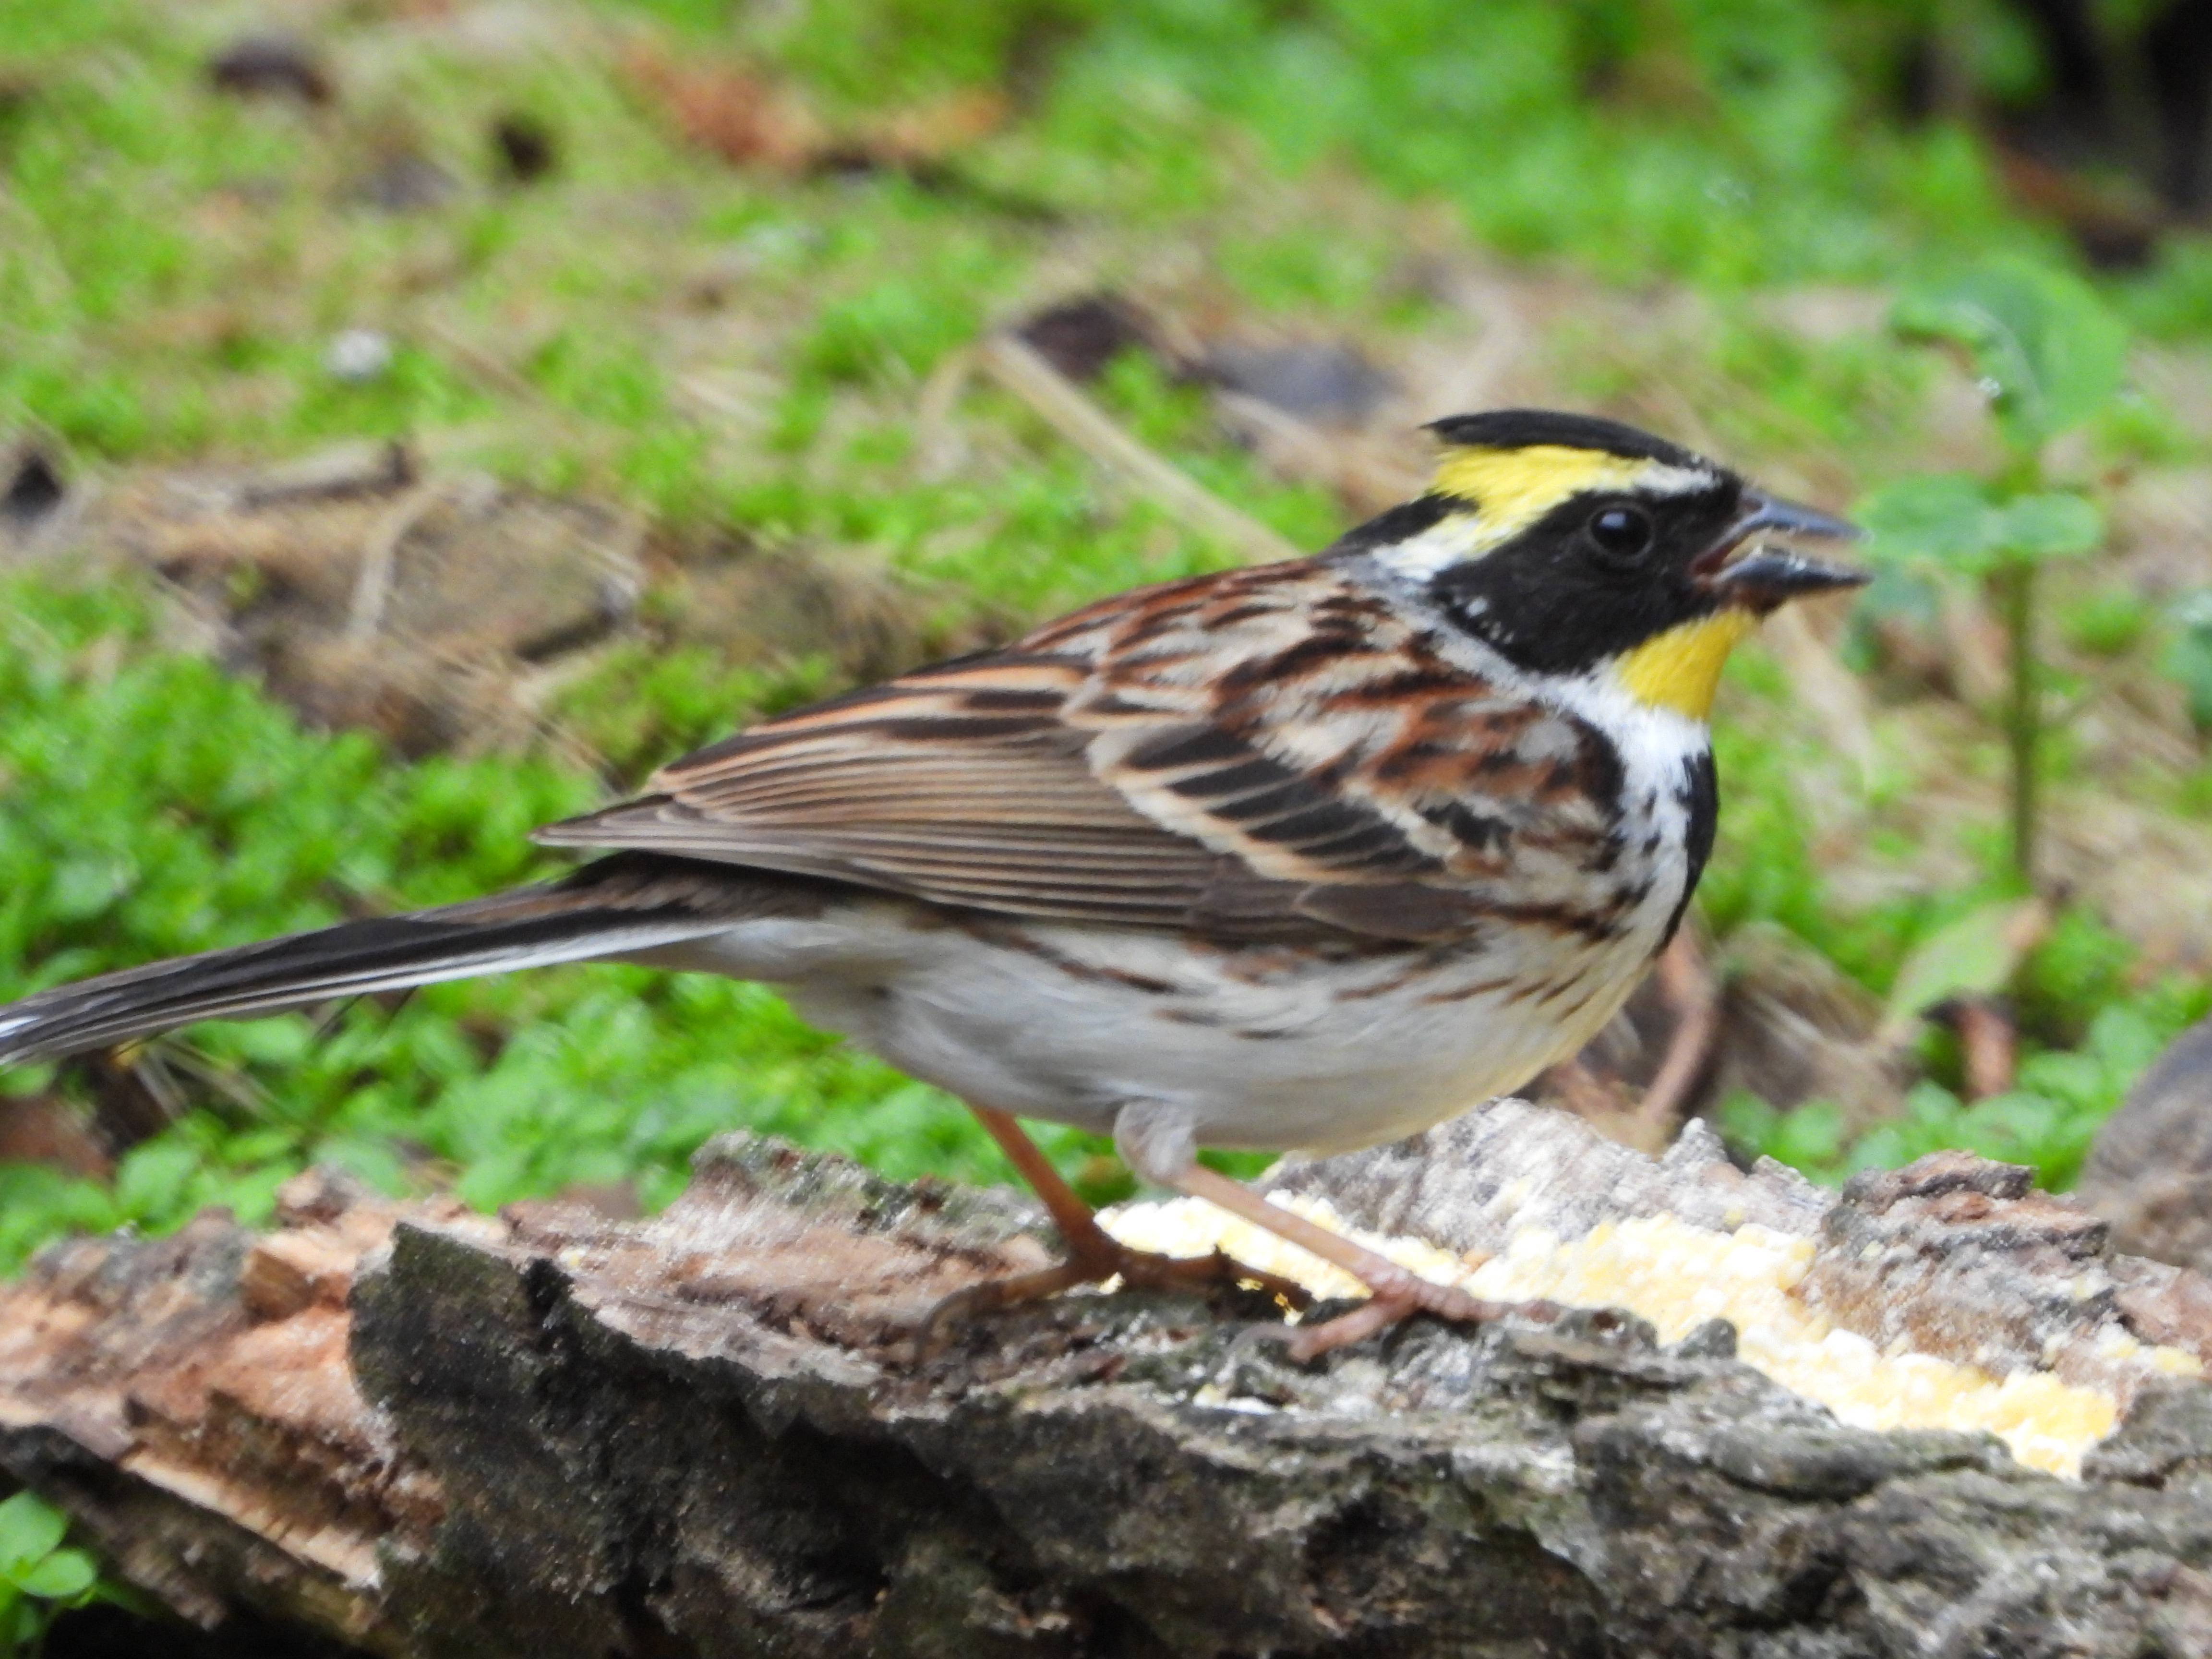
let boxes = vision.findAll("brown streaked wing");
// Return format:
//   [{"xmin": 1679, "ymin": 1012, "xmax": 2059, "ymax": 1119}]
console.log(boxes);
[
  {"xmin": 535, "ymin": 645, "xmax": 1247, "ymax": 927},
  {"xmin": 532, "ymin": 562, "xmax": 1586, "ymax": 940}
]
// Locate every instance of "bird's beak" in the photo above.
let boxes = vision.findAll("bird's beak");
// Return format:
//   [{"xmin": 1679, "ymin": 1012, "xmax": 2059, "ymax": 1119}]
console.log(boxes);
[
  {"xmin": 1695, "ymin": 490, "xmax": 1868, "ymax": 613},
  {"xmin": 1731, "ymin": 492, "xmax": 1863, "ymax": 543}
]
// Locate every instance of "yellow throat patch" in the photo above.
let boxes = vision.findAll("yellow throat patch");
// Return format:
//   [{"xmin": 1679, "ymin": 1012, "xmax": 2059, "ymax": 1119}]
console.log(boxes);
[{"xmin": 1615, "ymin": 611, "xmax": 1755, "ymax": 719}]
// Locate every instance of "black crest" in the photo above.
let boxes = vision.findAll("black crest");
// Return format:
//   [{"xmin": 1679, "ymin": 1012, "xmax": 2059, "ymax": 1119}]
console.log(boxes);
[{"xmin": 1424, "ymin": 410, "xmax": 1707, "ymax": 471}]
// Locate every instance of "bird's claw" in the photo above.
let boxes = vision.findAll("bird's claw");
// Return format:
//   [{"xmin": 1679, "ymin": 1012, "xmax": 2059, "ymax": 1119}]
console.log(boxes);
[
  {"xmin": 1282, "ymin": 1280, "xmax": 1563, "ymax": 1363},
  {"xmin": 917, "ymin": 1239, "xmax": 1312, "ymax": 1357}
]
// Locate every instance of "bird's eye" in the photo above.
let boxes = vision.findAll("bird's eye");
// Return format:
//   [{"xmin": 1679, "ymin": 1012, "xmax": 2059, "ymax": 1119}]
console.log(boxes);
[{"xmin": 1587, "ymin": 504, "xmax": 1655, "ymax": 563}]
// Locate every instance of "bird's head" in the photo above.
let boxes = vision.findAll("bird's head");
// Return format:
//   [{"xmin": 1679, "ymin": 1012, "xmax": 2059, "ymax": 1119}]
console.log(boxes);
[{"xmin": 1339, "ymin": 409, "xmax": 1866, "ymax": 719}]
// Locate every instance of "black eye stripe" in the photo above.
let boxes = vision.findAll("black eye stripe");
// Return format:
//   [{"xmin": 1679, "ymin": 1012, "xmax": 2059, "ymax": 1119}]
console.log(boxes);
[{"xmin": 1422, "ymin": 477, "xmax": 1746, "ymax": 674}]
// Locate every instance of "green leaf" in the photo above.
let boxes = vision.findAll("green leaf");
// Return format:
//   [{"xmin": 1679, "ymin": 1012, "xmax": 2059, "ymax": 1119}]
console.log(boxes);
[
  {"xmin": 2164, "ymin": 635, "xmax": 2212, "ymax": 730},
  {"xmin": 1893, "ymin": 259, "xmax": 2128, "ymax": 445},
  {"xmin": 112, "ymin": 1140, "xmax": 201, "ymax": 1227},
  {"xmin": 1768, "ymin": 1100, "xmax": 1848, "ymax": 1174},
  {"xmin": 1856, "ymin": 474, "xmax": 1999, "ymax": 573},
  {"xmin": 0, "ymin": 1493, "xmax": 66, "ymax": 1580},
  {"xmin": 16, "ymin": 1548, "xmax": 96, "ymax": 1601},
  {"xmin": 1992, "ymin": 492, "xmax": 2103, "ymax": 560},
  {"xmin": 2165, "ymin": 597, "xmax": 2212, "ymax": 730},
  {"xmin": 1878, "ymin": 899, "xmax": 2049, "ymax": 1048}
]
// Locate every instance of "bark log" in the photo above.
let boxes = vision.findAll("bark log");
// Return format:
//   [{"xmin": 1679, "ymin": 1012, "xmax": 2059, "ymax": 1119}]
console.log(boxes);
[{"xmin": 6, "ymin": 1110, "xmax": 2212, "ymax": 1657}]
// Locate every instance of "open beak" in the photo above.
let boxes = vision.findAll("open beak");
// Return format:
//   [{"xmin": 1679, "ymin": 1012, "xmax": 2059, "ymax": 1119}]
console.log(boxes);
[{"xmin": 1695, "ymin": 490, "xmax": 1868, "ymax": 613}]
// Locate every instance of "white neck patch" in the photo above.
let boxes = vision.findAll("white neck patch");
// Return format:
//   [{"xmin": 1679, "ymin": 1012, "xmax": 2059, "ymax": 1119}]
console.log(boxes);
[{"xmin": 1370, "ymin": 513, "xmax": 1496, "ymax": 580}]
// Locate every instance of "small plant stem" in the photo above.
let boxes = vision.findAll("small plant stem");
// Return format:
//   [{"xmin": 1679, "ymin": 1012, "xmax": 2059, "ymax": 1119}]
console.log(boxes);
[{"xmin": 1996, "ymin": 559, "xmax": 2038, "ymax": 887}]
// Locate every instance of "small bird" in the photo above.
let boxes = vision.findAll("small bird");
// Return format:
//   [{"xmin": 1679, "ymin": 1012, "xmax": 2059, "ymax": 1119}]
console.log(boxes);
[{"xmin": 0, "ymin": 410, "xmax": 1863, "ymax": 1356}]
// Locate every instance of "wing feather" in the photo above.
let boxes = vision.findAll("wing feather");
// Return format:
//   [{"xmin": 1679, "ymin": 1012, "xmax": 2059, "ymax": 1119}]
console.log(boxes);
[{"xmin": 535, "ymin": 563, "xmax": 1618, "ymax": 940}]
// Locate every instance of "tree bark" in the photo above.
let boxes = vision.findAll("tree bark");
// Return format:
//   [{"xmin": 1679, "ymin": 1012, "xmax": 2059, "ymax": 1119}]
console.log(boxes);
[{"xmin": 6, "ymin": 1110, "xmax": 2212, "ymax": 1657}]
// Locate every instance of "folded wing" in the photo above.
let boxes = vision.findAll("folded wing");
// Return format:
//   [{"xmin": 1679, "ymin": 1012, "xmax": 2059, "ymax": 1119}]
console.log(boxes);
[{"xmin": 535, "ymin": 564, "xmax": 1612, "ymax": 941}]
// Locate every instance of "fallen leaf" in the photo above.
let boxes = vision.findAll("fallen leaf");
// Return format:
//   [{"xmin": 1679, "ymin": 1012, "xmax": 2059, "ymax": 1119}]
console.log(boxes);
[{"xmin": 1877, "ymin": 898, "xmax": 2050, "ymax": 1051}]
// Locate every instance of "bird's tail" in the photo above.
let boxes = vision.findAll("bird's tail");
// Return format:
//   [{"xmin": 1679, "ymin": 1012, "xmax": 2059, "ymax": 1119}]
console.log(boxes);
[{"xmin": 0, "ymin": 854, "xmax": 789, "ymax": 1064}]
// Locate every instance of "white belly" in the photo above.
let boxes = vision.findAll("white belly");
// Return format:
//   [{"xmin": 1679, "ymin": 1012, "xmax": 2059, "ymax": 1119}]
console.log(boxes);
[{"xmin": 633, "ymin": 893, "xmax": 1669, "ymax": 1156}]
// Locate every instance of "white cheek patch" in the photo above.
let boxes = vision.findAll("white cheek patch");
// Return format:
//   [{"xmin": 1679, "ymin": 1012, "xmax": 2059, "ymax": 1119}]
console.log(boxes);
[{"xmin": 1370, "ymin": 513, "xmax": 1503, "ymax": 580}]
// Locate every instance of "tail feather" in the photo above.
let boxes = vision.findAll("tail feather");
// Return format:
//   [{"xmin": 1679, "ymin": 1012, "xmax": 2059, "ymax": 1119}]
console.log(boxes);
[{"xmin": 0, "ymin": 855, "xmax": 780, "ymax": 1064}]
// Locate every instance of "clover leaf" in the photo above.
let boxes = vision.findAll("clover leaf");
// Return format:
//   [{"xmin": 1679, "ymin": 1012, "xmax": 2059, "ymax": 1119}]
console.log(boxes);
[
  {"xmin": 0, "ymin": 1490, "xmax": 104, "ymax": 1651},
  {"xmin": 1858, "ymin": 473, "xmax": 1999, "ymax": 573},
  {"xmin": 0, "ymin": 1495, "xmax": 65, "ymax": 1583},
  {"xmin": 1893, "ymin": 259, "xmax": 2127, "ymax": 448},
  {"xmin": 1860, "ymin": 478, "xmax": 2101, "ymax": 578},
  {"xmin": 1869, "ymin": 256, "xmax": 2128, "ymax": 889},
  {"xmin": 15, "ymin": 1550, "xmax": 96, "ymax": 1602},
  {"xmin": 1992, "ymin": 492, "xmax": 2102, "ymax": 559},
  {"xmin": 2165, "ymin": 591, "xmax": 2212, "ymax": 730}
]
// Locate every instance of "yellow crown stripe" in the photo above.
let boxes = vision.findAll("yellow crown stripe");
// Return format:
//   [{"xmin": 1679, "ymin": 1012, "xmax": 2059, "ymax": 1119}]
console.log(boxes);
[
  {"xmin": 1431, "ymin": 446, "xmax": 1666, "ymax": 540},
  {"xmin": 1615, "ymin": 611, "xmax": 1754, "ymax": 719}
]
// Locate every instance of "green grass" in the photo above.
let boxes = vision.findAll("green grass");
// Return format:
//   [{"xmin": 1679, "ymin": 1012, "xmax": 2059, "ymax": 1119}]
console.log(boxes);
[
  {"xmin": 0, "ymin": 577, "xmax": 1143, "ymax": 1274},
  {"xmin": 1719, "ymin": 996, "xmax": 2193, "ymax": 1192},
  {"xmin": 0, "ymin": 0, "xmax": 2127, "ymax": 488},
  {"xmin": 2, "ymin": 0, "xmax": 2212, "ymax": 1271},
  {"xmin": 1701, "ymin": 637, "xmax": 2212, "ymax": 1186}
]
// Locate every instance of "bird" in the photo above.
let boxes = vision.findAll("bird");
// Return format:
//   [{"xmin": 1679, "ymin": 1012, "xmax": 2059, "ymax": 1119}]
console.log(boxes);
[{"xmin": 0, "ymin": 409, "xmax": 1864, "ymax": 1358}]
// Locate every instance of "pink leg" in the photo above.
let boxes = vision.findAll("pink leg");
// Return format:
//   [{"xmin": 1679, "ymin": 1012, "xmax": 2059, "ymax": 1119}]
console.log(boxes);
[
  {"xmin": 1169, "ymin": 1164, "xmax": 1559, "ymax": 1361},
  {"xmin": 921, "ymin": 1108, "xmax": 1312, "ymax": 1341}
]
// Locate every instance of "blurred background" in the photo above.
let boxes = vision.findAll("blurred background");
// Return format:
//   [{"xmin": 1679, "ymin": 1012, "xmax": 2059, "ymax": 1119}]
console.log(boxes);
[{"xmin": 9, "ymin": 0, "xmax": 2212, "ymax": 1281}]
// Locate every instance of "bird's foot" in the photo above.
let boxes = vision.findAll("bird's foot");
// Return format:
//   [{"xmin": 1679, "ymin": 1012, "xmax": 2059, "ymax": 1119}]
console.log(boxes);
[
  {"xmin": 1105, "ymin": 1240, "xmax": 1313, "ymax": 1308},
  {"xmin": 1281, "ymin": 1270, "xmax": 1562, "ymax": 1363},
  {"xmin": 920, "ymin": 1236, "xmax": 1311, "ymax": 1352}
]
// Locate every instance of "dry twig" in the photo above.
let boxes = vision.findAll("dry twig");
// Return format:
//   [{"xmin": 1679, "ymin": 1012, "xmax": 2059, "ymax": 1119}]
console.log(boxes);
[
  {"xmin": 1630, "ymin": 931, "xmax": 1720, "ymax": 1145},
  {"xmin": 1761, "ymin": 603, "xmax": 1878, "ymax": 783},
  {"xmin": 346, "ymin": 482, "xmax": 446, "ymax": 644},
  {"xmin": 1949, "ymin": 997, "xmax": 2019, "ymax": 1101},
  {"xmin": 976, "ymin": 333, "xmax": 1301, "ymax": 566}
]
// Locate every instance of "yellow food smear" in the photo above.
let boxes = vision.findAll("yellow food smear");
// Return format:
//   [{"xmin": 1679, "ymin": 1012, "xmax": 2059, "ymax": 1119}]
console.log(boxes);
[{"xmin": 1100, "ymin": 1199, "xmax": 2196, "ymax": 1479}]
